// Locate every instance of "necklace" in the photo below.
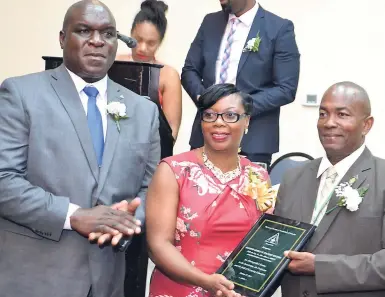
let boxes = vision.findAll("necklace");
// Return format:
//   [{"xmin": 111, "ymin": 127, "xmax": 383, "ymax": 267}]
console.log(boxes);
[{"xmin": 202, "ymin": 150, "xmax": 241, "ymax": 184}]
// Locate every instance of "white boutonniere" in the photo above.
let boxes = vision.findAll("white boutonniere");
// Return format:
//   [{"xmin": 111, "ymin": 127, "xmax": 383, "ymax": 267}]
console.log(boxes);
[
  {"xmin": 326, "ymin": 175, "xmax": 368, "ymax": 214},
  {"xmin": 243, "ymin": 31, "xmax": 262, "ymax": 52},
  {"xmin": 106, "ymin": 101, "xmax": 127, "ymax": 132}
]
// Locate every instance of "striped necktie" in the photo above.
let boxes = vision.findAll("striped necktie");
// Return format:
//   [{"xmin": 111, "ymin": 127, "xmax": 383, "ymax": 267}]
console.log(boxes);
[
  {"xmin": 311, "ymin": 166, "xmax": 338, "ymax": 225},
  {"xmin": 219, "ymin": 18, "xmax": 240, "ymax": 84}
]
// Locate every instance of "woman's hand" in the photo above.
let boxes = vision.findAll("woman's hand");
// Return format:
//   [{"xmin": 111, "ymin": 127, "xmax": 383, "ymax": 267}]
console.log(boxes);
[{"xmin": 202, "ymin": 274, "xmax": 241, "ymax": 297}]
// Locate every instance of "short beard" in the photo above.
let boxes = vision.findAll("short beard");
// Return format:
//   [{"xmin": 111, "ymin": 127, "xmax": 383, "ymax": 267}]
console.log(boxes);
[{"xmin": 221, "ymin": 3, "xmax": 233, "ymax": 14}]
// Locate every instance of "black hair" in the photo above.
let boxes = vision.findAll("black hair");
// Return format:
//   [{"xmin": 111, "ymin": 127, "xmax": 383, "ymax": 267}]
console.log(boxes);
[
  {"xmin": 197, "ymin": 83, "xmax": 253, "ymax": 115},
  {"xmin": 132, "ymin": 0, "xmax": 168, "ymax": 41}
]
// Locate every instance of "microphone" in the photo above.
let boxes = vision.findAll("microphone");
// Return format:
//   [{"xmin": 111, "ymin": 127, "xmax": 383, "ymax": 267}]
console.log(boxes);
[
  {"xmin": 117, "ymin": 32, "xmax": 137, "ymax": 48},
  {"xmin": 115, "ymin": 236, "xmax": 132, "ymax": 252}
]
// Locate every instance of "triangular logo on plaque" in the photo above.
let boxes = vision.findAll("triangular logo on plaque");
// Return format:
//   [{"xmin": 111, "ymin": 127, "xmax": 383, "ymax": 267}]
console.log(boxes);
[{"xmin": 265, "ymin": 233, "xmax": 279, "ymax": 245}]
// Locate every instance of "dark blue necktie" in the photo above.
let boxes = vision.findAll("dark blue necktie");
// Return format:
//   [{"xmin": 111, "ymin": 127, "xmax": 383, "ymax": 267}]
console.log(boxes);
[{"xmin": 83, "ymin": 86, "xmax": 104, "ymax": 166}]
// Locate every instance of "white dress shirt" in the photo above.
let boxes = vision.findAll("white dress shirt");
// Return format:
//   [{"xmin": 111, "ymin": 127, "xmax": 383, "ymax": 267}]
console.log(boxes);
[
  {"xmin": 63, "ymin": 68, "xmax": 109, "ymax": 230},
  {"xmin": 215, "ymin": 3, "xmax": 258, "ymax": 85},
  {"xmin": 312, "ymin": 143, "xmax": 366, "ymax": 223}
]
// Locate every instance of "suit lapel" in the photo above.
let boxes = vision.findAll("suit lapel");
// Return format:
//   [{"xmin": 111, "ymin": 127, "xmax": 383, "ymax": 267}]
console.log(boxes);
[
  {"xmin": 96, "ymin": 80, "xmax": 121, "ymax": 196},
  {"xmin": 50, "ymin": 65, "xmax": 99, "ymax": 182},
  {"xmin": 301, "ymin": 160, "xmax": 321, "ymax": 223},
  {"xmin": 307, "ymin": 148, "xmax": 373, "ymax": 251},
  {"xmin": 95, "ymin": 80, "xmax": 135, "ymax": 199},
  {"xmin": 208, "ymin": 12, "xmax": 229, "ymax": 82},
  {"xmin": 237, "ymin": 5, "xmax": 265, "ymax": 75}
]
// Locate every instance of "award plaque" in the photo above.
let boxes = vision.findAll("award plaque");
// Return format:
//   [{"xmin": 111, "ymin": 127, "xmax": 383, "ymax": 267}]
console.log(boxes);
[{"xmin": 217, "ymin": 214, "xmax": 316, "ymax": 297}]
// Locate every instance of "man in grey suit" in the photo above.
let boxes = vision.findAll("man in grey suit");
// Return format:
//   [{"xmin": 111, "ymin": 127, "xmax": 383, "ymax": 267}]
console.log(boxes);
[
  {"xmin": 0, "ymin": 1, "xmax": 160, "ymax": 297},
  {"xmin": 275, "ymin": 81, "xmax": 385, "ymax": 297}
]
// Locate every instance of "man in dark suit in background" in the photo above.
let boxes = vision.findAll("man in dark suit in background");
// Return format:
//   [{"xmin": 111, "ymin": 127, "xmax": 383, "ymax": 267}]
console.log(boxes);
[{"xmin": 182, "ymin": 0, "xmax": 300, "ymax": 168}]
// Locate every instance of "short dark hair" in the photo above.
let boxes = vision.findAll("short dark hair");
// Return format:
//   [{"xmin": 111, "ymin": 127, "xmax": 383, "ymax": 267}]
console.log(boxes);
[
  {"xmin": 197, "ymin": 83, "xmax": 253, "ymax": 115},
  {"xmin": 131, "ymin": 0, "xmax": 168, "ymax": 41}
]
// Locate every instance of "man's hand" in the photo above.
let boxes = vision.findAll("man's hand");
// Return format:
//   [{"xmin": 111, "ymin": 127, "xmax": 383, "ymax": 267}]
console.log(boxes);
[
  {"xmin": 88, "ymin": 198, "xmax": 141, "ymax": 246},
  {"xmin": 70, "ymin": 198, "xmax": 141, "ymax": 240},
  {"xmin": 284, "ymin": 251, "xmax": 315, "ymax": 275}
]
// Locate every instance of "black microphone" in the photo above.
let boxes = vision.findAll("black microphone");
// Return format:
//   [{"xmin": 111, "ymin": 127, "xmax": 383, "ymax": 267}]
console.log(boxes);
[
  {"xmin": 117, "ymin": 32, "xmax": 137, "ymax": 48},
  {"xmin": 115, "ymin": 235, "xmax": 132, "ymax": 252}
]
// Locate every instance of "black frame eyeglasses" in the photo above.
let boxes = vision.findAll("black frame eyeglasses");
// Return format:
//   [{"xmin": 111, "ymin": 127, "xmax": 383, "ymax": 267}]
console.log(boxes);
[{"xmin": 201, "ymin": 111, "xmax": 248, "ymax": 123}]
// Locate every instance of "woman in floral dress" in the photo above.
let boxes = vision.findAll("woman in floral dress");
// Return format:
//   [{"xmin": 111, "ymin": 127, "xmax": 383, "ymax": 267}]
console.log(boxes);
[{"xmin": 146, "ymin": 84, "xmax": 276, "ymax": 297}]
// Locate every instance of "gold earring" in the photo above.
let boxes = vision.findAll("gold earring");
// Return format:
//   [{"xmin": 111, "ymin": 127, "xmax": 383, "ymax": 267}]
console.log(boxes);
[
  {"xmin": 245, "ymin": 128, "xmax": 248, "ymax": 135},
  {"xmin": 238, "ymin": 147, "xmax": 242, "ymax": 153}
]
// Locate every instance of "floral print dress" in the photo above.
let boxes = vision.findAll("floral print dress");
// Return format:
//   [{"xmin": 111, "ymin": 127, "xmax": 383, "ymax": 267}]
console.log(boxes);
[{"xmin": 149, "ymin": 150, "xmax": 269, "ymax": 297}]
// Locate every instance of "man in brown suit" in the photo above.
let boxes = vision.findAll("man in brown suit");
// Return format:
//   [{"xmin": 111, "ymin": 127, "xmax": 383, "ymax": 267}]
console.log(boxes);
[{"xmin": 275, "ymin": 81, "xmax": 385, "ymax": 296}]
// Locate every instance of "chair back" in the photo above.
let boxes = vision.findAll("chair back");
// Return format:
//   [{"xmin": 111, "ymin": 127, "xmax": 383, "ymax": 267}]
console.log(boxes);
[{"xmin": 269, "ymin": 152, "xmax": 314, "ymax": 185}]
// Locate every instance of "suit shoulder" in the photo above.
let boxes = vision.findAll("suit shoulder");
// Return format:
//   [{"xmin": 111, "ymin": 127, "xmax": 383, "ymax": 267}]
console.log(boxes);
[
  {"xmin": 203, "ymin": 11, "xmax": 226, "ymax": 23},
  {"xmin": 373, "ymin": 156, "xmax": 385, "ymax": 170},
  {"xmin": 262, "ymin": 7, "xmax": 293, "ymax": 24},
  {"xmin": 1, "ymin": 70, "xmax": 56, "ymax": 102},
  {"xmin": 281, "ymin": 158, "xmax": 320, "ymax": 181},
  {"xmin": 112, "ymin": 81, "xmax": 158, "ymax": 112},
  {"xmin": 261, "ymin": 7, "xmax": 294, "ymax": 32},
  {"xmin": 2, "ymin": 69, "xmax": 53, "ymax": 87}
]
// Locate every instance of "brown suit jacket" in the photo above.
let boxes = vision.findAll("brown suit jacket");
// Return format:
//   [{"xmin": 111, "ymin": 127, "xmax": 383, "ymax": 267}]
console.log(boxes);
[{"xmin": 275, "ymin": 148, "xmax": 385, "ymax": 297}]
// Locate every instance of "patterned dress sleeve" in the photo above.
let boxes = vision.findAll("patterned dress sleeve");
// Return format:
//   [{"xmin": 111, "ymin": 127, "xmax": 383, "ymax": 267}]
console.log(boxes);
[{"xmin": 161, "ymin": 156, "xmax": 192, "ymax": 188}]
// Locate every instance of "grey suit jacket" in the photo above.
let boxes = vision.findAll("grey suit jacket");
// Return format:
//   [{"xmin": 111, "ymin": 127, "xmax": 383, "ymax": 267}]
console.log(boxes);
[
  {"xmin": 0, "ymin": 65, "xmax": 160, "ymax": 297},
  {"xmin": 275, "ymin": 148, "xmax": 385, "ymax": 297}
]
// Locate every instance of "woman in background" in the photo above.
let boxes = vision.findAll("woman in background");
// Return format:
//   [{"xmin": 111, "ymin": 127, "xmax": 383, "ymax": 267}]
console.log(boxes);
[
  {"xmin": 146, "ymin": 84, "xmax": 276, "ymax": 297},
  {"xmin": 117, "ymin": 0, "xmax": 182, "ymax": 142}
]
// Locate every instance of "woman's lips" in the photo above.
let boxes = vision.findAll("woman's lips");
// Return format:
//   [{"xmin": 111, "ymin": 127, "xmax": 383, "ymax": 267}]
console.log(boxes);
[
  {"xmin": 211, "ymin": 133, "xmax": 230, "ymax": 142},
  {"xmin": 136, "ymin": 54, "xmax": 148, "ymax": 60}
]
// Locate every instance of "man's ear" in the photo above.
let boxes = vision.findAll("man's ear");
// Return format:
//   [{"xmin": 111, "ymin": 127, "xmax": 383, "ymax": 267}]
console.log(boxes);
[
  {"xmin": 59, "ymin": 30, "xmax": 65, "ymax": 49},
  {"xmin": 363, "ymin": 116, "xmax": 374, "ymax": 136}
]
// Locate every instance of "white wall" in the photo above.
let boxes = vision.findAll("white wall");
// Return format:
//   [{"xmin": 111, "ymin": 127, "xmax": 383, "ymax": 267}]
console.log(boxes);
[{"xmin": 1, "ymin": 0, "xmax": 384, "ymax": 159}]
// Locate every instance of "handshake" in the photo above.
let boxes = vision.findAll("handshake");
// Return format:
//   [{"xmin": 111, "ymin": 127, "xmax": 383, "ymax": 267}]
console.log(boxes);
[{"xmin": 70, "ymin": 198, "xmax": 142, "ymax": 249}]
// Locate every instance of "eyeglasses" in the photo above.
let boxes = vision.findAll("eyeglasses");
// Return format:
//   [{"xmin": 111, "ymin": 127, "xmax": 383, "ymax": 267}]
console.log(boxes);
[{"xmin": 201, "ymin": 111, "xmax": 247, "ymax": 123}]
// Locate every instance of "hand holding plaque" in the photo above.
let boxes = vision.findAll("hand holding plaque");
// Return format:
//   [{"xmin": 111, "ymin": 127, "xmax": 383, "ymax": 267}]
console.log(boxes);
[
  {"xmin": 217, "ymin": 214, "xmax": 316, "ymax": 297},
  {"xmin": 284, "ymin": 250, "xmax": 315, "ymax": 275},
  {"xmin": 202, "ymin": 274, "xmax": 241, "ymax": 297}
]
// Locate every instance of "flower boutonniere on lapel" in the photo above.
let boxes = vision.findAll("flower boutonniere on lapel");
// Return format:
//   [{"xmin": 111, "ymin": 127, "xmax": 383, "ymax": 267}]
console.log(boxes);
[
  {"xmin": 106, "ymin": 101, "xmax": 128, "ymax": 132},
  {"xmin": 326, "ymin": 175, "xmax": 369, "ymax": 215},
  {"xmin": 243, "ymin": 167, "xmax": 277, "ymax": 212},
  {"xmin": 243, "ymin": 31, "xmax": 262, "ymax": 53}
]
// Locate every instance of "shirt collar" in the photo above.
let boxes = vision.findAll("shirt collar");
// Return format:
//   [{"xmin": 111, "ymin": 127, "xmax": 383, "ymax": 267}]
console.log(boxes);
[
  {"xmin": 65, "ymin": 67, "xmax": 108, "ymax": 97},
  {"xmin": 229, "ymin": 2, "xmax": 258, "ymax": 27},
  {"xmin": 317, "ymin": 142, "xmax": 366, "ymax": 178}
]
